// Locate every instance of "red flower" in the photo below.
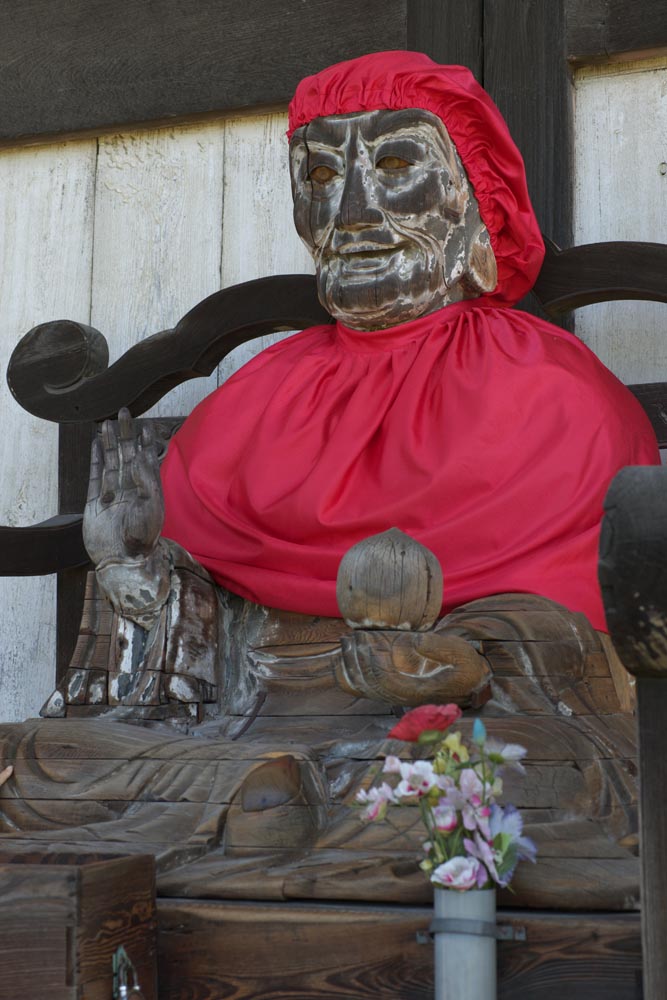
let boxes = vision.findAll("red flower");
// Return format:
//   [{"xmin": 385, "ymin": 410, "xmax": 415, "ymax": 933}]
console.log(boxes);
[{"xmin": 388, "ymin": 704, "xmax": 463, "ymax": 742}]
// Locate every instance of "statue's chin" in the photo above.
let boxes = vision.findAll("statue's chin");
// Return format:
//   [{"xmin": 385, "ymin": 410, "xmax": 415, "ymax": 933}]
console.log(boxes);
[{"xmin": 317, "ymin": 264, "xmax": 460, "ymax": 331}]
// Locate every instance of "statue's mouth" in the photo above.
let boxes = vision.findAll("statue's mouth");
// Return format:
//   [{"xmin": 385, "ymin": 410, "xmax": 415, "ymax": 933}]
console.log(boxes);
[{"xmin": 329, "ymin": 242, "xmax": 408, "ymax": 275}]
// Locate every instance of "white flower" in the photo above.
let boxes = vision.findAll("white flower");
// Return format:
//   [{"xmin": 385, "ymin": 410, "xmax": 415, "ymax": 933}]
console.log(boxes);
[
  {"xmin": 355, "ymin": 782, "xmax": 397, "ymax": 821},
  {"xmin": 382, "ymin": 755, "xmax": 402, "ymax": 774},
  {"xmin": 486, "ymin": 738, "xmax": 527, "ymax": 773},
  {"xmin": 394, "ymin": 760, "xmax": 441, "ymax": 799}
]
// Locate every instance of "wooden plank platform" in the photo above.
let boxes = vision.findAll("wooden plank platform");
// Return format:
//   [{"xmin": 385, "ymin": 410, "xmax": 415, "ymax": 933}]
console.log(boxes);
[{"xmin": 156, "ymin": 900, "xmax": 642, "ymax": 1000}]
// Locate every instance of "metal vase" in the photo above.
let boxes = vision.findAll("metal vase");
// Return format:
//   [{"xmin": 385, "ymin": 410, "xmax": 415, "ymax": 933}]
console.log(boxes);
[{"xmin": 433, "ymin": 887, "xmax": 497, "ymax": 1000}]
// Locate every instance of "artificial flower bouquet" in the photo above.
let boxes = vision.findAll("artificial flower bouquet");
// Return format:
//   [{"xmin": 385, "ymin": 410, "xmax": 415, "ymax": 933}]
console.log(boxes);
[{"xmin": 357, "ymin": 704, "xmax": 536, "ymax": 891}]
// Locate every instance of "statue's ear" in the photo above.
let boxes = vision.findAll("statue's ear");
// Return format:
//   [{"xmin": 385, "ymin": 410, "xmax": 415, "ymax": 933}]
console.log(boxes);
[{"xmin": 463, "ymin": 226, "xmax": 498, "ymax": 296}]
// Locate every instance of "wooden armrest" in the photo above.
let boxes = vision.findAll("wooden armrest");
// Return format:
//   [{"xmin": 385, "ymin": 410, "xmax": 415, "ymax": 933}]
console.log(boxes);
[
  {"xmin": 8, "ymin": 274, "xmax": 329, "ymax": 424},
  {"xmin": 0, "ymin": 514, "xmax": 87, "ymax": 576},
  {"xmin": 534, "ymin": 238, "xmax": 667, "ymax": 315}
]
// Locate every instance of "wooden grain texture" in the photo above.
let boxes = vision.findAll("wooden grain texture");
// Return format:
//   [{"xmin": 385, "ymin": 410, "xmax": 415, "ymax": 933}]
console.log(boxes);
[
  {"xmin": 0, "ymin": 855, "xmax": 157, "ymax": 1000},
  {"xmin": 78, "ymin": 855, "xmax": 157, "ymax": 1000},
  {"xmin": 600, "ymin": 466, "xmax": 667, "ymax": 998},
  {"xmin": 218, "ymin": 113, "xmax": 315, "ymax": 381},
  {"xmin": 91, "ymin": 123, "xmax": 225, "ymax": 416},
  {"xmin": 573, "ymin": 59, "xmax": 667, "ymax": 384},
  {"xmin": 155, "ymin": 899, "xmax": 642, "ymax": 1000},
  {"xmin": 0, "ymin": 138, "xmax": 95, "ymax": 723},
  {"xmin": 567, "ymin": 0, "xmax": 667, "ymax": 59},
  {"xmin": 0, "ymin": 866, "xmax": 75, "ymax": 1000},
  {"xmin": 0, "ymin": 0, "xmax": 408, "ymax": 146},
  {"xmin": 636, "ymin": 681, "xmax": 667, "ymax": 1000},
  {"xmin": 407, "ymin": 0, "xmax": 484, "ymax": 79}
]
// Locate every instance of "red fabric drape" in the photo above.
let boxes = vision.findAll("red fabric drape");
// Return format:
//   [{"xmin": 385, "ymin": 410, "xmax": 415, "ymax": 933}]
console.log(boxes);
[{"xmin": 162, "ymin": 300, "xmax": 659, "ymax": 631}]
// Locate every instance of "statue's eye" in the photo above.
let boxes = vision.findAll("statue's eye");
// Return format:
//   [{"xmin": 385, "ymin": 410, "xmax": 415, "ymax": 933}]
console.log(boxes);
[
  {"xmin": 309, "ymin": 164, "xmax": 337, "ymax": 184},
  {"xmin": 376, "ymin": 155, "xmax": 411, "ymax": 171}
]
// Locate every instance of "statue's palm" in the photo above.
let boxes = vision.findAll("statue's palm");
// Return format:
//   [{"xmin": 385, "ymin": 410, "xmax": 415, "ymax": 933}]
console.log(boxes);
[{"xmin": 83, "ymin": 408, "xmax": 164, "ymax": 566}]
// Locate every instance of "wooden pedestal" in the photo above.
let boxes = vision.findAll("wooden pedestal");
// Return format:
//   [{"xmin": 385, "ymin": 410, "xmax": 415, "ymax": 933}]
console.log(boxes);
[
  {"xmin": 0, "ymin": 853, "xmax": 157, "ymax": 1000},
  {"xmin": 156, "ymin": 899, "xmax": 642, "ymax": 1000}
]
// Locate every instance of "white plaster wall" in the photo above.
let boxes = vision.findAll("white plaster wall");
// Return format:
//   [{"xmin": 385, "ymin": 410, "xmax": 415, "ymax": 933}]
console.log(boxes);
[
  {"xmin": 0, "ymin": 111, "xmax": 313, "ymax": 723},
  {"xmin": 574, "ymin": 56, "xmax": 667, "ymax": 383}
]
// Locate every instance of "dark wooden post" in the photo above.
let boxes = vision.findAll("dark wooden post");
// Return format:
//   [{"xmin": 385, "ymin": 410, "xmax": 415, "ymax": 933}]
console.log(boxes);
[{"xmin": 599, "ymin": 465, "xmax": 667, "ymax": 1000}]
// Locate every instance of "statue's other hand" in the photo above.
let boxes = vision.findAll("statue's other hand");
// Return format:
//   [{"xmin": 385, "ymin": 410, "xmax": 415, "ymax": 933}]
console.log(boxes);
[
  {"xmin": 83, "ymin": 407, "xmax": 164, "ymax": 567},
  {"xmin": 337, "ymin": 629, "xmax": 492, "ymax": 708}
]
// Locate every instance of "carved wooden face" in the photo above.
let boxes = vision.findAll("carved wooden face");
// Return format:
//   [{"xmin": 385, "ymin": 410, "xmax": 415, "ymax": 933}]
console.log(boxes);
[{"xmin": 290, "ymin": 108, "xmax": 497, "ymax": 330}]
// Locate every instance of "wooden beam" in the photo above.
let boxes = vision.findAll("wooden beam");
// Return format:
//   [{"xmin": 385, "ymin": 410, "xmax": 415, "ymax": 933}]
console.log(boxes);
[
  {"xmin": 567, "ymin": 0, "xmax": 667, "ymax": 61},
  {"xmin": 407, "ymin": 1, "xmax": 484, "ymax": 80},
  {"xmin": 600, "ymin": 466, "xmax": 667, "ymax": 1000},
  {"xmin": 0, "ymin": 0, "xmax": 408, "ymax": 145},
  {"xmin": 483, "ymin": 0, "xmax": 572, "ymax": 253}
]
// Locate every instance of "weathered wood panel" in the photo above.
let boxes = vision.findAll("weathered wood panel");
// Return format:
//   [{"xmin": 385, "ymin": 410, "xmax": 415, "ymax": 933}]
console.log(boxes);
[
  {"xmin": 407, "ymin": 0, "xmax": 484, "ymax": 79},
  {"xmin": 0, "ymin": 0, "xmax": 408, "ymax": 146},
  {"xmin": 484, "ymin": 0, "xmax": 572, "ymax": 255},
  {"xmin": 218, "ymin": 113, "xmax": 314, "ymax": 380},
  {"xmin": 574, "ymin": 58, "xmax": 667, "ymax": 382},
  {"xmin": 91, "ymin": 123, "xmax": 225, "ymax": 414},
  {"xmin": 0, "ymin": 854, "xmax": 157, "ymax": 1000},
  {"xmin": 0, "ymin": 139, "xmax": 95, "ymax": 722},
  {"xmin": 567, "ymin": 0, "xmax": 667, "ymax": 61}
]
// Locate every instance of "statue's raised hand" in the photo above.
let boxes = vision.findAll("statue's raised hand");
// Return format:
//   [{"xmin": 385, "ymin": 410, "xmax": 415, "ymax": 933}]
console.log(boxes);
[
  {"xmin": 84, "ymin": 407, "xmax": 163, "ymax": 564},
  {"xmin": 84, "ymin": 407, "xmax": 170, "ymax": 626}
]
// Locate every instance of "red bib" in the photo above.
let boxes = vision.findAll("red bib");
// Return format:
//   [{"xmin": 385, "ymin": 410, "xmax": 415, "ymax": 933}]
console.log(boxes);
[{"xmin": 161, "ymin": 299, "xmax": 659, "ymax": 631}]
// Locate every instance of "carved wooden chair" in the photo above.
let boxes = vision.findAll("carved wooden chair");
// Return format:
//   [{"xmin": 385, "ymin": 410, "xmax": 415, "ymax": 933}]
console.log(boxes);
[{"xmin": 1, "ymin": 238, "xmax": 667, "ymax": 998}]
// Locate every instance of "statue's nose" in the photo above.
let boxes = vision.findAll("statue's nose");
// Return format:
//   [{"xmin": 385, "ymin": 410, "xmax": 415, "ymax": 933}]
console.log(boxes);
[{"xmin": 335, "ymin": 162, "xmax": 385, "ymax": 230}]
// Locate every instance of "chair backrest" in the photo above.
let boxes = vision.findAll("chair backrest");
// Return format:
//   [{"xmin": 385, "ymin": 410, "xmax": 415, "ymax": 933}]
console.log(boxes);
[{"xmin": 533, "ymin": 238, "xmax": 667, "ymax": 447}]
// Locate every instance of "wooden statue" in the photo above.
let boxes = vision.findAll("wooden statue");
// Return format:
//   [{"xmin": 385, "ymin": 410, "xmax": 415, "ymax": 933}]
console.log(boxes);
[{"xmin": 0, "ymin": 53, "xmax": 659, "ymax": 912}]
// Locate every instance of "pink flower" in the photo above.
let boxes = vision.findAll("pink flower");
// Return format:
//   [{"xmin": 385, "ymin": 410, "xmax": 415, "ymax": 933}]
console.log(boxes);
[
  {"xmin": 355, "ymin": 782, "xmax": 396, "ymax": 821},
  {"xmin": 388, "ymin": 704, "xmax": 463, "ymax": 742},
  {"xmin": 464, "ymin": 832, "xmax": 501, "ymax": 885},
  {"xmin": 431, "ymin": 856, "xmax": 483, "ymax": 891},
  {"xmin": 439, "ymin": 768, "xmax": 492, "ymax": 839}
]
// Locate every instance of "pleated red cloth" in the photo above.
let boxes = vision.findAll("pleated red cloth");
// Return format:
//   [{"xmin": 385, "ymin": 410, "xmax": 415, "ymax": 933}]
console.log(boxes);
[
  {"xmin": 160, "ymin": 52, "xmax": 660, "ymax": 631},
  {"xmin": 161, "ymin": 299, "xmax": 658, "ymax": 630}
]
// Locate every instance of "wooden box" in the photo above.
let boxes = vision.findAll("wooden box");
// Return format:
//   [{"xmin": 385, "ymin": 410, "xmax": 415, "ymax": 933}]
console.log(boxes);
[{"xmin": 0, "ymin": 852, "xmax": 157, "ymax": 1000}]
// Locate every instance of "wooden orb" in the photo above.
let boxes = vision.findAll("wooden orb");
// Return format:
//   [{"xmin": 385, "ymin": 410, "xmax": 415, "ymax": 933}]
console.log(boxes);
[{"xmin": 336, "ymin": 528, "xmax": 443, "ymax": 631}]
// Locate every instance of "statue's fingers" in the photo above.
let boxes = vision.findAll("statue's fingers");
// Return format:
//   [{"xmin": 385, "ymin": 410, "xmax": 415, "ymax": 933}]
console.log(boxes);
[
  {"xmin": 118, "ymin": 407, "xmax": 134, "ymax": 441},
  {"xmin": 86, "ymin": 435, "xmax": 103, "ymax": 504},
  {"xmin": 139, "ymin": 424, "xmax": 160, "ymax": 469},
  {"xmin": 100, "ymin": 465, "xmax": 119, "ymax": 504},
  {"xmin": 100, "ymin": 419, "xmax": 120, "ymax": 471},
  {"xmin": 132, "ymin": 448, "xmax": 163, "ymax": 504},
  {"xmin": 118, "ymin": 408, "xmax": 139, "ymax": 489}
]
